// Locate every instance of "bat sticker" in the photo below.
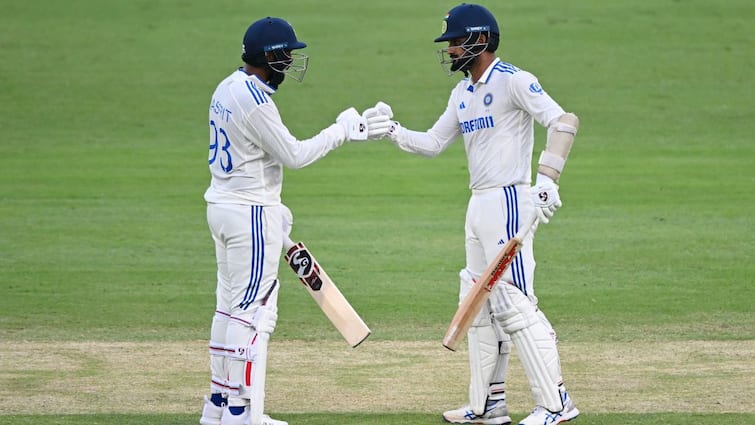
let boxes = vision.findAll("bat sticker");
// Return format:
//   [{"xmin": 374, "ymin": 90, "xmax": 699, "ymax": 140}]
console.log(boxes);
[{"xmin": 286, "ymin": 244, "xmax": 323, "ymax": 290}]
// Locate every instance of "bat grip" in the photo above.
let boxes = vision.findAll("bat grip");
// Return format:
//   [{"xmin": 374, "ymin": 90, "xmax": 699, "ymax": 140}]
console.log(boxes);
[{"xmin": 514, "ymin": 213, "xmax": 538, "ymax": 241}]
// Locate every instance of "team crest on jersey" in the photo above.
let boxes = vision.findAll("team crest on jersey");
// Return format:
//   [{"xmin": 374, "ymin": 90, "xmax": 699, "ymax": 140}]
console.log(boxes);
[
  {"xmin": 529, "ymin": 82, "xmax": 544, "ymax": 94},
  {"xmin": 483, "ymin": 93, "xmax": 493, "ymax": 106}
]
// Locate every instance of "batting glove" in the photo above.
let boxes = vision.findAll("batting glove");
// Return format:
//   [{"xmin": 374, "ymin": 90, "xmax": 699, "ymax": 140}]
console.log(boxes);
[
  {"xmin": 385, "ymin": 120, "xmax": 402, "ymax": 142},
  {"xmin": 362, "ymin": 108, "xmax": 392, "ymax": 140},
  {"xmin": 336, "ymin": 107, "xmax": 368, "ymax": 141},
  {"xmin": 364, "ymin": 101, "xmax": 403, "ymax": 141},
  {"xmin": 253, "ymin": 305, "xmax": 278, "ymax": 335},
  {"xmin": 529, "ymin": 175, "xmax": 562, "ymax": 224}
]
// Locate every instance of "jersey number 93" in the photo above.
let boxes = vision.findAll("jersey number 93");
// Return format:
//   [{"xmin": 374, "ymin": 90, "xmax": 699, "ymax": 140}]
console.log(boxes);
[{"xmin": 209, "ymin": 119, "xmax": 233, "ymax": 172}]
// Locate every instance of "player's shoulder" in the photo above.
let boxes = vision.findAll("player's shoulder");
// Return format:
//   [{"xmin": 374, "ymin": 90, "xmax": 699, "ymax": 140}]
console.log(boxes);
[
  {"xmin": 223, "ymin": 69, "xmax": 276, "ymax": 110},
  {"xmin": 486, "ymin": 60, "xmax": 536, "ymax": 84},
  {"xmin": 494, "ymin": 62, "xmax": 543, "ymax": 93},
  {"xmin": 491, "ymin": 60, "xmax": 522, "ymax": 76}
]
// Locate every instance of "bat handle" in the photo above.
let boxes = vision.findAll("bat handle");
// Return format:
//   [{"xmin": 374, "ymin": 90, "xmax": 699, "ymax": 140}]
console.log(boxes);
[{"xmin": 514, "ymin": 213, "xmax": 539, "ymax": 241}]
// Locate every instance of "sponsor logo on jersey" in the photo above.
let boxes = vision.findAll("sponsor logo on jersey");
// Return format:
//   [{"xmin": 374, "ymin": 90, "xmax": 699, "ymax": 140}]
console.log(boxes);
[
  {"xmin": 459, "ymin": 115, "xmax": 494, "ymax": 134},
  {"xmin": 459, "ymin": 101, "xmax": 466, "ymax": 110},
  {"xmin": 529, "ymin": 82, "xmax": 543, "ymax": 94}
]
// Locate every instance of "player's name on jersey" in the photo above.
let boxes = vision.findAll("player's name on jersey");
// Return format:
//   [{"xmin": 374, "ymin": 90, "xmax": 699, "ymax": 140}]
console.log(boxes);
[{"xmin": 210, "ymin": 98, "xmax": 233, "ymax": 122}]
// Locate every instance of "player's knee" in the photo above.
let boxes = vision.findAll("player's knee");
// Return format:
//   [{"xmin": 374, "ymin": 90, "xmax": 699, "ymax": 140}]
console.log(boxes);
[
  {"xmin": 223, "ymin": 317, "xmax": 257, "ymax": 361},
  {"xmin": 492, "ymin": 287, "xmax": 540, "ymax": 334},
  {"xmin": 494, "ymin": 324, "xmax": 512, "ymax": 354},
  {"xmin": 461, "ymin": 269, "xmax": 494, "ymax": 328},
  {"xmin": 536, "ymin": 308, "xmax": 558, "ymax": 343}
]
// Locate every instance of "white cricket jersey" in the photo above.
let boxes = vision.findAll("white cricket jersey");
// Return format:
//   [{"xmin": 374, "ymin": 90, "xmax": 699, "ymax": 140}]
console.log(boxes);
[
  {"xmin": 392, "ymin": 58, "xmax": 565, "ymax": 189},
  {"xmin": 204, "ymin": 68, "xmax": 346, "ymax": 205}
]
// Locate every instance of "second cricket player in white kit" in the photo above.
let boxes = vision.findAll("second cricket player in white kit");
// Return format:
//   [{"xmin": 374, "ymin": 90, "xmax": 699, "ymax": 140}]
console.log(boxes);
[{"xmin": 365, "ymin": 4, "xmax": 581, "ymax": 425}]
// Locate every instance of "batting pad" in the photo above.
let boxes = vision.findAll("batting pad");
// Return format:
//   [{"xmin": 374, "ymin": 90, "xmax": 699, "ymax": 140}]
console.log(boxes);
[
  {"xmin": 224, "ymin": 320, "xmax": 256, "ymax": 400},
  {"xmin": 493, "ymin": 286, "xmax": 562, "ymax": 412},
  {"xmin": 468, "ymin": 317, "xmax": 499, "ymax": 415},
  {"xmin": 209, "ymin": 310, "xmax": 230, "ymax": 395},
  {"xmin": 461, "ymin": 269, "xmax": 511, "ymax": 415}
]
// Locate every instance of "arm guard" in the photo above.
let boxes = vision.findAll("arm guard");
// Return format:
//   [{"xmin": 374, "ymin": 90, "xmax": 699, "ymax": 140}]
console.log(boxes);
[{"xmin": 537, "ymin": 113, "xmax": 579, "ymax": 181}]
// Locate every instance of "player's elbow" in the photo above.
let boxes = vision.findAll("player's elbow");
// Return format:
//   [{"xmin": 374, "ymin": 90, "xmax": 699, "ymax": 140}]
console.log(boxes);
[
  {"xmin": 549, "ymin": 112, "xmax": 579, "ymax": 135},
  {"xmin": 280, "ymin": 156, "xmax": 304, "ymax": 169}
]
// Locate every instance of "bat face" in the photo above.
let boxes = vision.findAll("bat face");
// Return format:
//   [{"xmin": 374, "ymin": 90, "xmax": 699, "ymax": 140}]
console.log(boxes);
[
  {"xmin": 283, "ymin": 240, "xmax": 371, "ymax": 348},
  {"xmin": 285, "ymin": 243, "xmax": 323, "ymax": 290}
]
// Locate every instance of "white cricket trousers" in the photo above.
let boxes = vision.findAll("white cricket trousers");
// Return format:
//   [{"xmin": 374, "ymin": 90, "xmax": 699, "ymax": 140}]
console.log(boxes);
[
  {"xmin": 205, "ymin": 202, "xmax": 283, "ymax": 399},
  {"xmin": 464, "ymin": 184, "xmax": 538, "ymax": 304}
]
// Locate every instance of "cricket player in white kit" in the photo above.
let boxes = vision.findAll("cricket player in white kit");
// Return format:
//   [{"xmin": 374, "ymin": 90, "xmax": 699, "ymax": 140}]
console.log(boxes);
[
  {"xmin": 365, "ymin": 4, "xmax": 580, "ymax": 425},
  {"xmin": 199, "ymin": 16, "xmax": 388, "ymax": 425}
]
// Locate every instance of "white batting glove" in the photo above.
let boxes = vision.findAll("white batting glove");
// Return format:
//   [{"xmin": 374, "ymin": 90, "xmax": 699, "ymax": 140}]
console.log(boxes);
[
  {"xmin": 253, "ymin": 305, "xmax": 278, "ymax": 335},
  {"xmin": 364, "ymin": 101, "xmax": 403, "ymax": 141},
  {"xmin": 362, "ymin": 108, "xmax": 392, "ymax": 140},
  {"xmin": 336, "ymin": 107, "xmax": 368, "ymax": 141},
  {"xmin": 529, "ymin": 175, "xmax": 562, "ymax": 224},
  {"xmin": 385, "ymin": 120, "xmax": 402, "ymax": 142},
  {"xmin": 373, "ymin": 101, "xmax": 393, "ymax": 118},
  {"xmin": 280, "ymin": 203, "xmax": 293, "ymax": 240}
]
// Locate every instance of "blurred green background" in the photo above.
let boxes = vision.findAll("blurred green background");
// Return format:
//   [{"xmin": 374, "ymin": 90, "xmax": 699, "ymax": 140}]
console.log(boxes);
[{"xmin": 1, "ymin": 0, "xmax": 753, "ymax": 424}]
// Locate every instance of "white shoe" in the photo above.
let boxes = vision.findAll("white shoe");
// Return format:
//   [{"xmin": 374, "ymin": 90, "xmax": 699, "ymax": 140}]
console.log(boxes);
[
  {"xmin": 220, "ymin": 406, "xmax": 288, "ymax": 425},
  {"xmin": 257, "ymin": 414, "xmax": 288, "ymax": 425},
  {"xmin": 219, "ymin": 406, "xmax": 248, "ymax": 425},
  {"xmin": 517, "ymin": 389, "xmax": 579, "ymax": 425},
  {"xmin": 200, "ymin": 395, "xmax": 223, "ymax": 425},
  {"xmin": 443, "ymin": 399, "xmax": 512, "ymax": 424}
]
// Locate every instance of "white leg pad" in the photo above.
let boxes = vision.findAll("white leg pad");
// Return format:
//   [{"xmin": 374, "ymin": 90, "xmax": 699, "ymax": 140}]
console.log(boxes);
[
  {"xmin": 250, "ymin": 284, "xmax": 279, "ymax": 425},
  {"xmin": 461, "ymin": 269, "xmax": 510, "ymax": 415},
  {"xmin": 225, "ymin": 319, "xmax": 255, "ymax": 401},
  {"xmin": 209, "ymin": 310, "xmax": 230, "ymax": 395},
  {"xmin": 468, "ymin": 313, "xmax": 499, "ymax": 415},
  {"xmin": 493, "ymin": 285, "xmax": 563, "ymax": 412}
]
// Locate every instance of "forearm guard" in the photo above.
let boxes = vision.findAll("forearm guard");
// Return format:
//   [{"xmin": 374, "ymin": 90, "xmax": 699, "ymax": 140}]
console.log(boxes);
[{"xmin": 538, "ymin": 113, "xmax": 579, "ymax": 181}]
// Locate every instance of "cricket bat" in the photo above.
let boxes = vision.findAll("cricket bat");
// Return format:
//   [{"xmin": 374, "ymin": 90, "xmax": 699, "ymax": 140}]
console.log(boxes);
[
  {"xmin": 443, "ymin": 214, "xmax": 538, "ymax": 351},
  {"xmin": 284, "ymin": 236, "xmax": 371, "ymax": 347}
]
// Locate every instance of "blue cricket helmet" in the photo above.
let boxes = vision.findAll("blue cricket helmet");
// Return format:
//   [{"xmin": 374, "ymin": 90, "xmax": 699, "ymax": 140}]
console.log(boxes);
[
  {"xmin": 242, "ymin": 17, "xmax": 306, "ymax": 58},
  {"xmin": 241, "ymin": 17, "xmax": 309, "ymax": 87},
  {"xmin": 434, "ymin": 3, "xmax": 499, "ymax": 43}
]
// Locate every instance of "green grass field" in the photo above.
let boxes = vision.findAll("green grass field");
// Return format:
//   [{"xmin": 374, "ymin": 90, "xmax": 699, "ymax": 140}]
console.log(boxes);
[{"xmin": 1, "ymin": 0, "xmax": 753, "ymax": 424}]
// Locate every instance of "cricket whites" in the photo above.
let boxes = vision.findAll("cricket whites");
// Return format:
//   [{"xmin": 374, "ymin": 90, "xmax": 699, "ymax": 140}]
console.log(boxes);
[{"xmin": 443, "ymin": 214, "xmax": 538, "ymax": 351}]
